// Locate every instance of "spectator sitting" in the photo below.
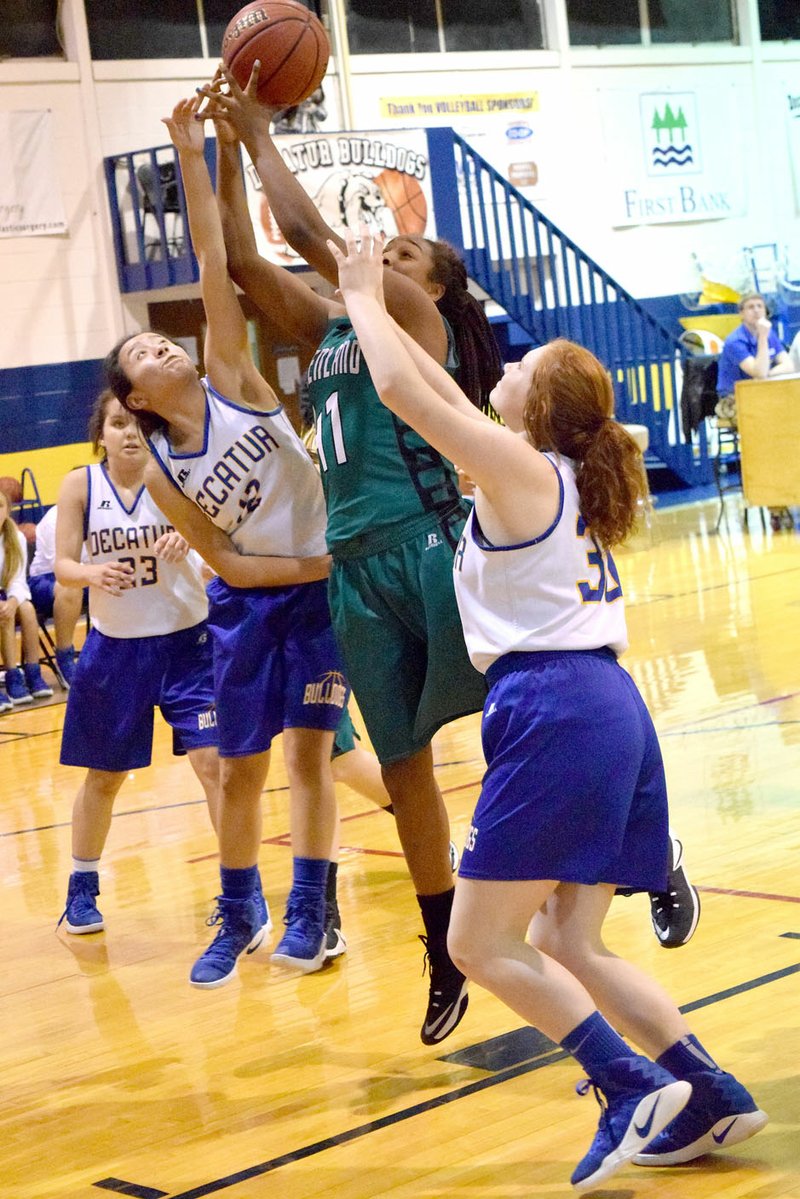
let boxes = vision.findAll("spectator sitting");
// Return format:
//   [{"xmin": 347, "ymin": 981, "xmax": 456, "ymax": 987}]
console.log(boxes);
[
  {"xmin": 0, "ymin": 485, "xmax": 54, "ymax": 706},
  {"xmin": 28, "ymin": 504, "xmax": 83, "ymax": 687},
  {"xmin": 715, "ymin": 292, "xmax": 794, "ymax": 421}
]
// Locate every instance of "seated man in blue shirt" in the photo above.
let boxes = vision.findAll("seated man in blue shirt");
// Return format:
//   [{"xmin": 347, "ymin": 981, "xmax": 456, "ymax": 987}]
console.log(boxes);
[
  {"xmin": 716, "ymin": 293, "xmax": 796, "ymax": 530},
  {"xmin": 715, "ymin": 292, "xmax": 793, "ymax": 417}
]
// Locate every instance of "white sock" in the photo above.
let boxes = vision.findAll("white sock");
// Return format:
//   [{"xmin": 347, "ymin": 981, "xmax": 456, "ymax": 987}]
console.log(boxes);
[{"xmin": 72, "ymin": 857, "xmax": 100, "ymax": 874}]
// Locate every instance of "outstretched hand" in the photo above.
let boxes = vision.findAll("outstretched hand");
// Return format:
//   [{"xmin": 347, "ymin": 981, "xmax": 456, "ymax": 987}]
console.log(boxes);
[
  {"xmin": 200, "ymin": 67, "xmax": 239, "ymax": 145},
  {"xmin": 327, "ymin": 225, "xmax": 387, "ymax": 309},
  {"xmin": 196, "ymin": 61, "xmax": 278, "ymax": 144},
  {"xmin": 163, "ymin": 94, "xmax": 206, "ymax": 154}
]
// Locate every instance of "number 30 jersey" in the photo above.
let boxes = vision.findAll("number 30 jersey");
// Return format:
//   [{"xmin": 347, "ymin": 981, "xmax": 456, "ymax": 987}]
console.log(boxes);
[
  {"xmin": 149, "ymin": 378, "xmax": 328, "ymax": 559},
  {"xmin": 452, "ymin": 453, "xmax": 629, "ymax": 674},
  {"xmin": 84, "ymin": 462, "xmax": 208, "ymax": 639}
]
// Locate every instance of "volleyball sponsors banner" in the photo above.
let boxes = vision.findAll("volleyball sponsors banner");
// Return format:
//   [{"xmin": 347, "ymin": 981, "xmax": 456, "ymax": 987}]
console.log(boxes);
[
  {"xmin": 600, "ymin": 88, "xmax": 746, "ymax": 227},
  {"xmin": 380, "ymin": 90, "xmax": 548, "ymax": 199},
  {"xmin": 0, "ymin": 110, "xmax": 67, "ymax": 238},
  {"xmin": 244, "ymin": 130, "xmax": 434, "ymax": 263},
  {"xmin": 786, "ymin": 89, "xmax": 800, "ymax": 214}
]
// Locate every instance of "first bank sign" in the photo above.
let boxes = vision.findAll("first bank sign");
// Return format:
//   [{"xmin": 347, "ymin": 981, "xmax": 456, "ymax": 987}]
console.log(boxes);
[{"xmin": 602, "ymin": 89, "xmax": 745, "ymax": 227}]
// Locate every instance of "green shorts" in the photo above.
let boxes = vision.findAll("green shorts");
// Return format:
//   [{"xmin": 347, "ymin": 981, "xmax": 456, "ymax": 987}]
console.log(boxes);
[{"xmin": 329, "ymin": 505, "xmax": 487, "ymax": 765}]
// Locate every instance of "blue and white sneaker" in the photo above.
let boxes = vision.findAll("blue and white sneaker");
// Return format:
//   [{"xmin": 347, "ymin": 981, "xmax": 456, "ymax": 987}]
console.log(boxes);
[
  {"xmin": 4, "ymin": 667, "xmax": 32, "ymax": 705},
  {"xmin": 272, "ymin": 891, "xmax": 326, "ymax": 973},
  {"xmin": 633, "ymin": 1070, "xmax": 767, "ymax": 1166},
  {"xmin": 57, "ymin": 871, "xmax": 104, "ymax": 934},
  {"xmin": 0, "ymin": 689, "xmax": 12, "ymax": 714},
  {"xmin": 190, "ymin": 895, "xmax": 267, "ymax": 988},
  {"xmin": 253, "ymin": 886, "xmax": 273, "ymax": 941},
  {"xmin": 55, "ymin": 646, "xmax": 76, "ymax": 689},
  {"xmin": 571, "ymin": 1056, "xmax": 692, "ymax": 1192},
  {"xmin": 24, "ymin": 663, "xmax": 53, "ymax": 699}
]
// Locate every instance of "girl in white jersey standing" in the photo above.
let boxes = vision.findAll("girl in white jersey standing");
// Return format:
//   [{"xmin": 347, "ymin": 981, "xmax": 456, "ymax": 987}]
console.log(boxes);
[
  {"xmin": 103, "ymin": 96, "xmax": 347, "ymax": 985},
  {"xmin": 56, "ymin": 389, "xmax": 220, "ymax": 935},
  {"xmin": 328, "ymin": 230, "xmax": 766, "ymax": 1192}
]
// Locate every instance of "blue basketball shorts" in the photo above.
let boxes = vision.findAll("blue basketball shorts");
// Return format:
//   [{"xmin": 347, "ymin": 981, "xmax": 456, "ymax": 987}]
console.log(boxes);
[
  {"xmin": 205, "ymin": 577, "xmax": 349, "ymax": 759},
  {"xmin": 458, "ymin": 649, "xmax": 670, "ymax": 891},
  {"xmin": 60, "ymin": 622, "xmax": 217, "ymax": 772},
  {"xmin": 29, "ymin": 573, "xmax": 56, "ymax": 619}
]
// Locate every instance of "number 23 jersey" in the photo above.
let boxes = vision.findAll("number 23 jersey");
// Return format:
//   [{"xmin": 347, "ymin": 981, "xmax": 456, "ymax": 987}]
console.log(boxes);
[
  {"xmin": 84, "ymin": 462, "xmax": 208, "ymax": 638},
  {"xmin": 453, "ymin": 453, "xmax": 629, "ymax": 674}
]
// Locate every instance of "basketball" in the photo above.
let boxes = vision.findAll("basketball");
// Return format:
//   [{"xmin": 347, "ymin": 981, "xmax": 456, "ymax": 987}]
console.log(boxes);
[
  {"xmin": 373, "ymin": 169, "xmax": 428, "ymax": 236},
  {"xmin": 221, "ymin": 1, "xmax": 330, "ymax": 108}
]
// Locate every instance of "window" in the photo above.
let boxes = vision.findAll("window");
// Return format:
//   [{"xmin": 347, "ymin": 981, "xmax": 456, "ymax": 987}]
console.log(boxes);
[
  {"xmin": 344, "ymin": 0, "xmax": 543, "ymax": 54},
  {"xmin": 566, "ymin": 0, "xmax": 735, "ymax": 46},
  {"xmin": 758, "ymin": 0, "xmax": 800, "ymax": 41},
  {"xmin": 0, "ymin": 1, "xmax": 61, "ymax": 58},
  {"xmin": 85, "ymin": 1, "xmax": 203, "ymax": 59},
  {"xmin": 85, "ymin": 0, "xmax": 325, "ymax": 62}
]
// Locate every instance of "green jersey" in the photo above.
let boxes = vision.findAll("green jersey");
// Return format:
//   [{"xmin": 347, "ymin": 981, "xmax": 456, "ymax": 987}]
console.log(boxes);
[{"xmin": 306, "ymin": 316, "xmax": 462, "ymax": 550}]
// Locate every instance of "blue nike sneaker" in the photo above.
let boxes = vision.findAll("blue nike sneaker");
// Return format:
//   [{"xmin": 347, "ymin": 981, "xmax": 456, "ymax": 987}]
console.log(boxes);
[
  {"xmin": 190, "ymin": 895, "xmax": 267, "ymax": 988},
  {"xmin": 633, "ymin": 1070, "xmax": 767, "ymax": 1166},
  {"xmin": 272, "ymin": 889, "xmax": 326, "ymax": 973},
  {"xmin": 571, "ymin": 1056, "xmax": 692, "ymax": 1192}
]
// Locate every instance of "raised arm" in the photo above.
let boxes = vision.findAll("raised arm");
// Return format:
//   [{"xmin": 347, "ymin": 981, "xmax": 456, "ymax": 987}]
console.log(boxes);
[
  {"xmin": 164, "ymin": 96, "xmax": 274, "ymax": 410},
  {"xmin": 213, "ymin": 116, "xmax": 334, "ymax": 349},
  {"xmin": 328, "ymin": 230, "xmax": 553, "ymax": 535},
  {"xmin": 143, "ymin": 460, "xmax": 330, "ymax": 588},
  {"xmin": 206, "ymin": 66, "xmax": 447, "ymax": 362}
]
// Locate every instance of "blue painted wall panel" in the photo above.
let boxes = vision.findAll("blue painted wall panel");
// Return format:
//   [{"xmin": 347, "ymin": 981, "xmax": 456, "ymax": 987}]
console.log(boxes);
[{"xmin": 0, "ymin": 359, "xmax": 103, "ymax": 453}]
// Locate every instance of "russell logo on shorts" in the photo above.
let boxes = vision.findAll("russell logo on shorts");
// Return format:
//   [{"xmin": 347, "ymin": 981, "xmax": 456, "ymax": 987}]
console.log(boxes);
[{"xmin": 302, "ymin": 671, "xmax": 347, "ymax": 710}]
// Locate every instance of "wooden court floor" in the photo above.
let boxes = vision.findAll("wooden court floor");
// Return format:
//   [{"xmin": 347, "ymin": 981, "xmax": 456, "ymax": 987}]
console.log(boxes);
[{"xmin": 2, "ymin": 497, "xmax": 799, "ymax": 1199}]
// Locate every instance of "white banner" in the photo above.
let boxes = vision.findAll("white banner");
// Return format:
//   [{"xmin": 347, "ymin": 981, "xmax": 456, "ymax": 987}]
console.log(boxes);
[
  {"xmin": 786, "ymin": 89, "xmax": 800, "ymax": 215},
  {"xmin": 0, "ymin": 110, "xmax": 67, "ymax": 238},
  {"xmin": 243, "ymin": 129, "xmax": 434, "ymax": 264},
  {"xmin": 378, "ymin": 90, "xmax": 550, "ymax": 200},
  {"xmin": 600, "ymin": 88, "xmax": 746, "ymax": 228}
]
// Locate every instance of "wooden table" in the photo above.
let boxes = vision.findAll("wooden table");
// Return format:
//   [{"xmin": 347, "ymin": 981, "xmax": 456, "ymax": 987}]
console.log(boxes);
[{"xmin": 734, "ymin": 375, "xmax": 800, "ymax": 507}]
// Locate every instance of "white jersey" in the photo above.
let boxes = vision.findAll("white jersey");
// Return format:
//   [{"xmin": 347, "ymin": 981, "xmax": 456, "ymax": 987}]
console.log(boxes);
[
  {"xmin": 453, "ymin": 453, "xmax": 628, "ymax": 674},
  {"xmin": 149, "ymin": 378, "xmax": 328, "ymax": 558},
  {"xmin": 84, "ymin": 463, "xmax": 208, "ymax": 639},
  {"xmin": 29, "ymin": 505, "xmax": 57, "ymax": 577}
]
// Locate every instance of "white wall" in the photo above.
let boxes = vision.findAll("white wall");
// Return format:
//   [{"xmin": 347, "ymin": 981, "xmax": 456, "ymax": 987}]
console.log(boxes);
[{"xmin": 0, "ymin": 1, "xmax": 798, "ymax": 374}]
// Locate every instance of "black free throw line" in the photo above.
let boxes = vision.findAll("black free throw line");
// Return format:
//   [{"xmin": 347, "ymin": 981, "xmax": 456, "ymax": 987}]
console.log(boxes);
[{"xmin": 95, "ymin": 960, "xmax": 800, "ymax": 1199}]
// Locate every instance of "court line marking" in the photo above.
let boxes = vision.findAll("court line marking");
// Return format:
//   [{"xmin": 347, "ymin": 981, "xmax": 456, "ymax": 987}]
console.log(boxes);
[
  {"xmin": 625, "ymin": 563, "xmax": 800, "ymax": 611},
  {"xmin": 0, "ymin": 764, "xmax": 482, "ymax": 842},
  {"xmin": 95, "ymin": 961, "xmax": 800, "ymax": 1199}
]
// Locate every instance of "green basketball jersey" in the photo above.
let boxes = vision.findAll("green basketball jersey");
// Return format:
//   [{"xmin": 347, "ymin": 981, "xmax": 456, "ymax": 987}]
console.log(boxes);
[{"xmin": 306, "ymin": 316, "xmax": 462, "ymax": 549}]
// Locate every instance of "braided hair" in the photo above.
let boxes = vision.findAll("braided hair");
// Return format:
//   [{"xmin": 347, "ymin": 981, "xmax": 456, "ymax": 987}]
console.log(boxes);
[{"xmin": 427, "ymin": 240, "xmax": 502, "ymax": 414}]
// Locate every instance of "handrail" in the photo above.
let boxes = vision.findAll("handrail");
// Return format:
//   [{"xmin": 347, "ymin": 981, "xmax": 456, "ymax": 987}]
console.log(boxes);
[{"xmin": 425, "ymin": 127, "xmax": 712, "ymax": 486}]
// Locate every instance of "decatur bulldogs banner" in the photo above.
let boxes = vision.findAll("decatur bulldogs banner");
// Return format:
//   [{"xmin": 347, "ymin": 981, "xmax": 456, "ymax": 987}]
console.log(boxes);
[
  {"xmin": 243, "ymin": 130, "xmax": 435, "ymax": 263},
  {"xmin": 0, "ymin": 110, "xmax": 67, "ymax": 238}
]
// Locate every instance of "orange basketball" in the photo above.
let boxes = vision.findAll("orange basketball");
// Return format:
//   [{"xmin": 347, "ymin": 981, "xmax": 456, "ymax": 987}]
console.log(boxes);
[
  {"xmin": 374, "ymin": 169, "xmax": 428, "ymax": 236},
  {"xmin": 221, "ymin": 1, "xmax": 330, "ymax": 108}
]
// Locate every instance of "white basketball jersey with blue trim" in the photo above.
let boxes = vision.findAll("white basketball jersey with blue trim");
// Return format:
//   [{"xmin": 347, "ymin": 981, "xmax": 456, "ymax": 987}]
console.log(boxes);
[
  {"xmin": 85, "ymin": 463, "xmax": 208, "ymax": 638},
  {"xmin": 452, "ymin": 454, "xmax": 628, "ymax": 673},
  {"xmin": 148, "ymin": 379, "xmax": 327, "ymax": 558}
]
